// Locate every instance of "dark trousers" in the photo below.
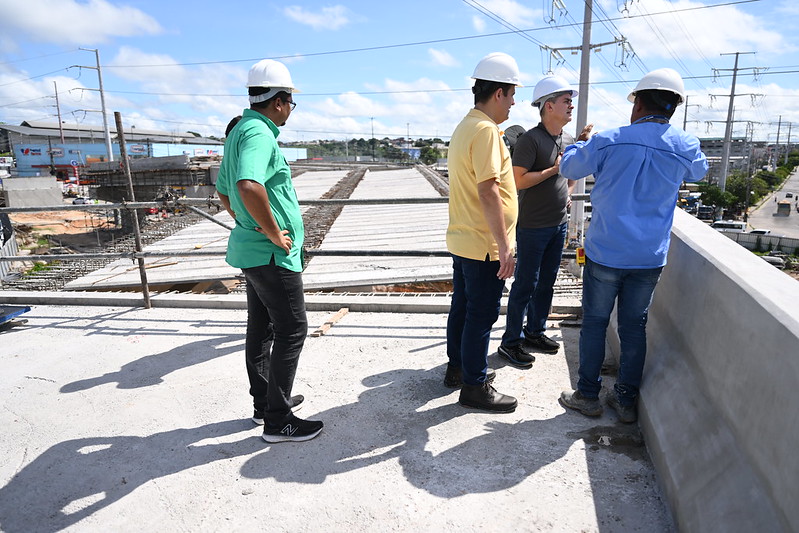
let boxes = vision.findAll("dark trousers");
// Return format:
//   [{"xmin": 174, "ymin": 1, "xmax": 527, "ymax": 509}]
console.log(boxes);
[
  {"xmin": 242, "ymin": 260, "xmax": 307, "ymax": 425},
  {"xmin": 446, "ymin": 254, "xmax": 506, "ymax": 386},
  {"xmin": 502, "ymin": 222, "xmax": 567, "ymax": 346},
  {"xmin": 578, "ymin": 258, "xmax": 662, "ymax": 404}
]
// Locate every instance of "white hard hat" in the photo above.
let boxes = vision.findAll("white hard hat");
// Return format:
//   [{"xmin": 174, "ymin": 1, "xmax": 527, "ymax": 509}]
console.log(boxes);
[
  {"xmin": 471, "ymin": 52, "xmax": 522, "ymax": 86},
  {"xmin": 627, "ymin": 68, "xmax": 685, "ymax": 105},
  {"xmin": 247, "ymin": 59, "xmax": 299, "ymax": 104},
  {"xmin": 532, "ymin": 75, "xmax": 578, "ymax": 107}
]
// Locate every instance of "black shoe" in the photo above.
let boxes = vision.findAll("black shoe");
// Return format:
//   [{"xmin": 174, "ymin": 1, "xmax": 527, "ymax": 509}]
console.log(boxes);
[
  {"xmin": 523, "ymin": 332, "xmax": 560, "ymax": 354},
  {"xmin": 444, "ymin": 365, "xmax": 496, "ymax": 388},
  {"xmin": 497, "ymin": 344, "xmax": 535, "ymax": 368},
  {"xmin": 262, "ymin": 413, "xmax": 323, "ymax": 443},
  {"xmin": 606, "ymin": 392, "xmax": 637, "ymax": 424},
  {"xmin": 459, "ymin": 382, "xmax": 517, "ymax": 413},
  {"xmin": 252, "ymin": 394, "xmax": 304, "ymax": 425}
]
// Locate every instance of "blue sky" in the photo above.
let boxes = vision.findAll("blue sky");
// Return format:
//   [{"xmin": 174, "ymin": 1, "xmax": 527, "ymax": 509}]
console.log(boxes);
[{"xmin": 1, "ymin": 0, "xmax": 797, "ymax": 144}]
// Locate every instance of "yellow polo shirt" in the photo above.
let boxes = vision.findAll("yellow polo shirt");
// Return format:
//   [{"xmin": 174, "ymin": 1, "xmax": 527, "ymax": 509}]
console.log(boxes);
[{"xmin": 446, "ymin": 108, "xmax": 517, "ymax": 261}]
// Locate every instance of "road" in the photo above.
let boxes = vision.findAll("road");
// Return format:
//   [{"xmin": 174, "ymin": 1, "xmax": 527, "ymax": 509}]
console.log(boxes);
[{"xmin": 747, "ymin": 167, "xmax": 799, "ymax": 238}]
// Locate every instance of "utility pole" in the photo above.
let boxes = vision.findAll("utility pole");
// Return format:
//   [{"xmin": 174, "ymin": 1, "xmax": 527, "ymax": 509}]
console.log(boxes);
[
  {"xmin": 371, "ymin": 117, "xmax": 375, "ymax": 160},
  {"xmin": 715, "ymin": 52, "xmax": 757, "ymax": 191},
  {"xmin": 407, "ymin": 123, "xmax": 410, "ymax": 162},
  {"xmin": 704, "ymin": 117, "xmax": 761, "ymax": 186},
  {"xmin": 541, "ymin": 1, "xmax": 634, "ymax": 246},
  {"xmin": 743, "ymin": 121, "xmax": 756, "ymax": 223},
  {"xmin": 785, "ymin": 122, "xmax": 793, "ymax": 166},
  {"xmin": 543, "ymin": 0, "xmax": 615, "ymax": 245},
  {"xmin": 75, "ymin": 48, "xmax": 114, "ymax": 162},
  {"xmin": 774, "ymin": 115, "xmax": 782, "ymax": 163},
  {"xmin": 682, "ymin": 95, "xmax": 700, "ymax": 131},
  {"xmin": 53, "ymin": 81, "xmax": 65, "ymax": 143}
]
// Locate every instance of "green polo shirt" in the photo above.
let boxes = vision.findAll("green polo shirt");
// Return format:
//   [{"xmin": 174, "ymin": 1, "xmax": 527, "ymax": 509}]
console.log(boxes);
[{"xmin": 216, "ymin": 109, "xmax": 304, "ymax": 271}]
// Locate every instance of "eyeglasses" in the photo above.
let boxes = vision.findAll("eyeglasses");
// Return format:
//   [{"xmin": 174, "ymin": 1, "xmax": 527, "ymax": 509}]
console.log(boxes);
[{"xmin": 282, "ymin": 98, "xmax": 297, "ymax": 110}]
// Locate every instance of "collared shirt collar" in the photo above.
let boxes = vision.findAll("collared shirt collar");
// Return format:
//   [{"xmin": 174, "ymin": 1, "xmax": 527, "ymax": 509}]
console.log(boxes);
[
  {"xmin": 242, "ymin": 108, "xmax": 280, "ymax": 138},
  {"xmin": 468, "ymin": 107, "xmax": 498, "ymax": 125}
]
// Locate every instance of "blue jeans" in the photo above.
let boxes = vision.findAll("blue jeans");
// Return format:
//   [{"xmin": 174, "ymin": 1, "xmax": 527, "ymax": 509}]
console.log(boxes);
[
  {"xmin": 577, "ymin": 258, "xmax": 663, "ymax": 405},
  {"xmin": 502, "ymin": 223, "xmax": 567, "ymax": 346},
  {"xmin": 242, "ymin": 259, "xmax": 308, "ymax": 425},
  {"xmin": 446, "ymin": 254, "xmax": 506, "ymax": 386}
]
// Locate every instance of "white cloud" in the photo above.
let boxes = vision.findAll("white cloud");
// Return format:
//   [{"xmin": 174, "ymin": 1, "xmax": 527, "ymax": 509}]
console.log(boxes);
[
  {"xmin": 312, "ymin": 92, "xmax": 388, "ymax": 118},
  {"xmin": 380, "ymin": 78, "xmax": 453, "ymax": 105},
  {"xmin": 428, "ymin": 48, "xmax": 459, "ymax": 68},
  {"xmin": 776, "ymin": 0, "xmax": 799, "ymax": 16},
  {"xmin": 0, "ymin": 0, "xmax": 163, "ymax": 45},
  {"xmin": 104, "ymin": 47, "xmax": 246, "ymax": 133},
  {"xmin": 283, "ymin": 5, "xmax": 352, "ymax": 31},
  {"xmin": 467, "ymin": 0, "xmax": 540, "ymax": 31},
  {"xmin": 618, "ymin": 0, "xmax": 788, "ymax": 60}
]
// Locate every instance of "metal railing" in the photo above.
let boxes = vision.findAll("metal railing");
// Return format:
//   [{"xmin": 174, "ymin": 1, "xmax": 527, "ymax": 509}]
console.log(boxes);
[{"xmin": 1, "ymin": 194, "xmax": 586, "ymax": 300}]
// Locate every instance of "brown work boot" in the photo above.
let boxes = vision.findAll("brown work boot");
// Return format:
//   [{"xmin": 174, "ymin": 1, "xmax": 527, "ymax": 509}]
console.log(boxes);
[{"xmin": 559, "ymin": 389, "xmax": 603, "ymax": 417}]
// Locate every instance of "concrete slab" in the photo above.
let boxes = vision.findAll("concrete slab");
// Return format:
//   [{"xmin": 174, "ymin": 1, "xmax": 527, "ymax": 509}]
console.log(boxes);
[
  {"xmin": 0, "ymin": 304, "xmax": 673, "ymax": 532},
  {"xmin": 303, "ymin": 167, "xmax": 452, "ymax": 289},
  {"xmin": 65, "ymin": 167, "xmax": 453, "ymax": 291},
  {"xmin": 63, "ymin": 213, "xmax": 238, "ymax": 290},
  {"xmin": 63, "ymin": 169, "xmax": 348, "ymax": 290}
]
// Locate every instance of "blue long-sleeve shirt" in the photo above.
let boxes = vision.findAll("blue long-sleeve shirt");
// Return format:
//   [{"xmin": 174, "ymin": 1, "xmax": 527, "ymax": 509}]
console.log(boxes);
[{"xmin": 560, "ymin": 120, "xmax": 708, "ymax": 268}]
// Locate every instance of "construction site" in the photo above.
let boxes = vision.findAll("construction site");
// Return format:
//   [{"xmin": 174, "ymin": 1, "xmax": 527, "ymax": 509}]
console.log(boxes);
[
  {"xmin": 2, "ymin": 159, "xmax": 584, "ymax": 297},
  {"xmin": 2, "ymin": 155, "xmax": 799, "ymax": 533}
]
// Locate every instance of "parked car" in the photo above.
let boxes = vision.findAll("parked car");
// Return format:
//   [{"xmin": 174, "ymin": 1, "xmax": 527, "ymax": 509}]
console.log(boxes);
[
  {"xmin": 72, "ymin": 197, "xmax": 88, "ymax": 205},
  {"xmin": 697, "ymin": 205, "xmax": 714, "ymax": 220},
  {"xmin": 786, "ymin": 192, "xmax": 793, "ymax": 198},
  {"xmin": 749, "ymin": 229, "xmax": 771, "ymax": 235}
]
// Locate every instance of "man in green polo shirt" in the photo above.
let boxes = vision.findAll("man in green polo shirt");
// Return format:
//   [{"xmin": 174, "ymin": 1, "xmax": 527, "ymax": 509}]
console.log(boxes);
[{"xmin": 216, "ymin": 59, "xmax": 323, "ymax": 443}]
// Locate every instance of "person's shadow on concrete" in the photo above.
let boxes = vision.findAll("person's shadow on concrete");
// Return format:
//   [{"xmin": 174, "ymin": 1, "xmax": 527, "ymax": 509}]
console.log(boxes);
[
  {"xmin": 0, "ymin": 420, "xmax": 261, "ymax": 533},
  {"xmin": 60, "ymin": 334, "xmax": 244, "ymax": 392},
  {"xmin": 240, "ymin": 366, "xmax": 578, "ymax": 497}
]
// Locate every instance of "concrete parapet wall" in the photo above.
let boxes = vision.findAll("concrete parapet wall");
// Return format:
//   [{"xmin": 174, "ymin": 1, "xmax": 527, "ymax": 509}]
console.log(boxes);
[
  {"xmin": 1, "ymin": 176, "xmax": 63, "ymax": 207},
  {"xmin": 639, "ymin": 209, "xmax": 799, "ymax": 532}
]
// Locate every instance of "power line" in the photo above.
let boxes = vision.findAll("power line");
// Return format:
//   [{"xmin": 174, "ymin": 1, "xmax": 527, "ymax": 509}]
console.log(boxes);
[
  {"xmin": 54, "ymin": 69, "xmax": 798, "ymax": 100},
  {"xmin": 0, "ymin": 95, "xmax": 52, "ymax": 108},
  {"xmin": 633, "ymin": 2, "xmax": 696, "ymax": 80},
  {"xmin": 0, "ymin": 68, "xmax": 71, "ymax": 88},
  {"xmin": 461, "ymin": 0, "xmax": 546, "ymax": 47},
  {"xmin": 664, "ymin": 0, "xmax": 717, "ymax": 73},
  {"xmin": 99, "ymin": 0, "xmax": 762, "ymax": 68},
  {"xmin": 0, "ymin": 49, "xmax": 79, "ymax": 66}
]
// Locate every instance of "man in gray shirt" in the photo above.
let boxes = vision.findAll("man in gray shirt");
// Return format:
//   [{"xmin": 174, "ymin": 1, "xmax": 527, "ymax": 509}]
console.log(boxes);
[{"xmin": 498, "ymin": 75, "xmax": 591, "ymax": 368}]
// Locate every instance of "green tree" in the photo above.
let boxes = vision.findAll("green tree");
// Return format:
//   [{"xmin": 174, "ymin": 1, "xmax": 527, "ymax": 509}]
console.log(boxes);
[
  {"xmin": 698, "ymin": 183, "xmax": 736, "ymax": 209},
  {"xmin": 419, "ymin": 146, "xmax": 441, "ymax": 165},
  {"xmin": 755, "ymin": 170, "xmax": 780, "ymax": 188}
]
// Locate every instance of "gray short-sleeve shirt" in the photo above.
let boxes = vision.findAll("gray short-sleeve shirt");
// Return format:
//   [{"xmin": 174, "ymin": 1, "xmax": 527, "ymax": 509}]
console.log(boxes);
[{"xmin": 512, "ymin": 123, "xmax": 574, "ymax": 228}]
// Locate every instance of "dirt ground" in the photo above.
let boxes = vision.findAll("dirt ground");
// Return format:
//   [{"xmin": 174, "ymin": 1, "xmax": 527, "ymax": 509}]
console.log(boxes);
[
  {"xmin": 9, "ymin": 210, "xmax": 118, "ymax": 253},
  {"xmin": 9, "ymin": 210, "xmax": 113, "ymax": 235}
]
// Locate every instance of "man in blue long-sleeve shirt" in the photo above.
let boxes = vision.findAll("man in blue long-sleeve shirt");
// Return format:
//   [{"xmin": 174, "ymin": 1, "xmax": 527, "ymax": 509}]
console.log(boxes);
[{"xmin": 557, "ymin": 68, "xmax": 708, "ymax": 423}]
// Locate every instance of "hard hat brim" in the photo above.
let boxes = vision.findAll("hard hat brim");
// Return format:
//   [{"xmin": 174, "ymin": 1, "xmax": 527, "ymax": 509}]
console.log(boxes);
[{"xmin": 532, "ymin": 89, "xmax": 579, "ymax": 107}]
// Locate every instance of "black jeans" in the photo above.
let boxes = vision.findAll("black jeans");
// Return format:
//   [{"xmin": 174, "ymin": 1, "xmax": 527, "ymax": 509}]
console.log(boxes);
[{"xmin": 242, "ymin": 259, "xmax": 307, "ymax": 425}]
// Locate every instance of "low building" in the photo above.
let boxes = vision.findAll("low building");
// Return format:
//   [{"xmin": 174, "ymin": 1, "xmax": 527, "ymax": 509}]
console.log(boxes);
[
  {"xmin": 699, "ymin": 137, "xmax": 748, "ymax": 184},
  {"xmin": 0, "ymin": 121, "xmax": 224, "ymax": 180}
]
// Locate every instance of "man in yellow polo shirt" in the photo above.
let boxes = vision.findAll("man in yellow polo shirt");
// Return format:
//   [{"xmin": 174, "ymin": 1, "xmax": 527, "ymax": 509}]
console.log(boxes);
[
  {"xmin": 217, "ymin": 59, "xmax": 323, "ymax": 443},
  {"xmin": 445, "ymin": 52, "xmax": 521, "ymax": 413}
]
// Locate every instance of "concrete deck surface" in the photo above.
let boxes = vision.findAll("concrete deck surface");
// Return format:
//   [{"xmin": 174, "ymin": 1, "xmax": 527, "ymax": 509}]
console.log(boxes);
[{"xmin": 0, "ymin": 304, "xmax": 673, "ymax": 532}]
